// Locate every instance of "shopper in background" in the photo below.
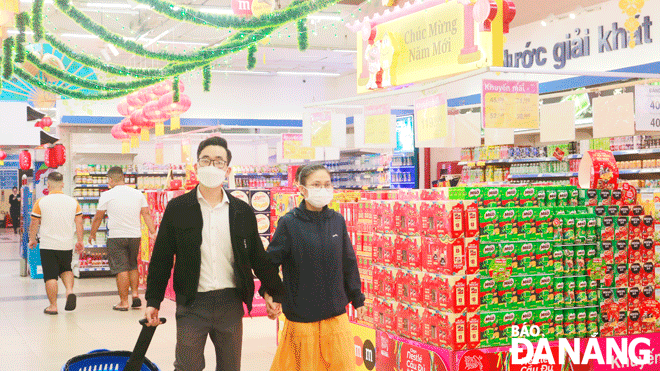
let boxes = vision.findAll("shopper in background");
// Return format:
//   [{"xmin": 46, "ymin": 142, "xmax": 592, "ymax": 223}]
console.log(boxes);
[
  {"xmin": 263, "ymin": 164, "xmax": 366, "ymax": 371},
  {"xmin": 292, "ymin": 165, "xmax": 305, "ymax": 188},
  {"xmin": 89, "ymin": 166, "xmax": 157, "ymax": 311},
  {"xmin": 144, "ymin": 136, "xmax": 285, "ymax": 371},
  {"xmin": 9, "ymin": 186, "xmax": 20, "ymax": 234},
  {"xmin": 28, "ymin": 172, "xmax": 84, "ymax": 315}
]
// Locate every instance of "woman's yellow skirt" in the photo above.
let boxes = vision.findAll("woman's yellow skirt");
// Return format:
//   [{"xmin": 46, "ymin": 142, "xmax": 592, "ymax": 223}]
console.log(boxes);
[{"xmin": 270, "ymin": 314, "xmax": 355, "ymax": 371}]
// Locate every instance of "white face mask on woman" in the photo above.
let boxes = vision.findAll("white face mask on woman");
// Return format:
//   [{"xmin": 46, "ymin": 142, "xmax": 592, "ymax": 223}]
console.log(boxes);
[
  {"xmin": 197, "ymin": 166, "xmax": 226, "ymax": 189},
  {"xmin": 303, "ymin": 187, "xmax": 334, "ymax": 208}
]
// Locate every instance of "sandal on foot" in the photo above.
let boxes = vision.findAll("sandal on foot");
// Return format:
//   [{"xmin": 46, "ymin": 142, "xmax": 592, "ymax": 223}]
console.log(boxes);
[
  {"xmin": 113, "ymin": 305, "xmax": 129, "ymax": 312},
  {"xmin": 131, "ymin": 297, "xmax": 142, "ymax": 308},
  {"xmin": 44, "ymin": 308, "xmax": 58, "ymax": 315},
  {"xmin": 65, "ymin": 294, "xmax": 77, "ymax": 311}
]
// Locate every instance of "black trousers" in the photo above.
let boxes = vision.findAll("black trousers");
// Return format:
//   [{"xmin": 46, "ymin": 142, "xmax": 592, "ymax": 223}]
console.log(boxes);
[
  {"xmin": 174, "ymin": 288, "xmax": 244, "ymax": 371},
  {"xmin": 10, "ymin": 211, "xmax": 20, "ymax": 232}
]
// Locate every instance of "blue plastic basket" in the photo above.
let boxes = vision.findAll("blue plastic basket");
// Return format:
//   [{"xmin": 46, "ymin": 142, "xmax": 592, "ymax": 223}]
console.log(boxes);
[{"xmin": 62, "ymin": 349, "xmax": 160, "ymax": 371}]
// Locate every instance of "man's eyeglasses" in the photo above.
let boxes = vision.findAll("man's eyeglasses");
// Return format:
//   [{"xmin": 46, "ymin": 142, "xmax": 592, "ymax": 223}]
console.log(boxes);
[{"xmin": 198, "ymin": 158, "xmax": 228, "ymax": 168}]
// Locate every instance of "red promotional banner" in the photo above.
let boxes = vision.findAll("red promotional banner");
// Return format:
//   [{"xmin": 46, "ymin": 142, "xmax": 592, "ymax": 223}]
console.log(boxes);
[{"xmin": 578, "ymin": 150, "xmax": 619, "ymax": 190}]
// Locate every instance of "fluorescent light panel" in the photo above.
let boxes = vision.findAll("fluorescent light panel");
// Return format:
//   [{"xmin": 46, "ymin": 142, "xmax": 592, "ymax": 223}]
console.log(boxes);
[
  {"xmin": 61, "ymin": 33, "xmax": 100, "ymax": 39},
  {"xmin": 277, "ymin": 71, "xmax": 340, "ymax": 77},
  {"xmin": 212, "ymin": 70, "xmax": 271, "ymax": 75},
  {"xmin": 86, "ymin": 2, "xmax": 132, "ymax": 8},
  {"xmin": 107, "ymin": 43, "xmax": 119, "ymax": 56}
]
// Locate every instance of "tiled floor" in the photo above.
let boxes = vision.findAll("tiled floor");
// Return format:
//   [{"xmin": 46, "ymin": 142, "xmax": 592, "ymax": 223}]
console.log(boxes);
[{"xmin": 0, "ymin": 229, "xmax": 277, "ymax": 371}]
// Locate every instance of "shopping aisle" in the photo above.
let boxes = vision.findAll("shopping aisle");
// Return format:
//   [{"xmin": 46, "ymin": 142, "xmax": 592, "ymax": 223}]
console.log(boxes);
[{"xmin": 0, "ymin": 229, "xmax": 278, "ymax": 371}]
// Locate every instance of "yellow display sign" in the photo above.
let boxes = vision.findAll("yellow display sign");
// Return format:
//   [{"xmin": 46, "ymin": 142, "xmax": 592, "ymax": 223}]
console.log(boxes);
[
  {"xmin": 415, "ymin": 93, "xmax": 448, "ymax": 143},
  {"xmin": 357, "ymin": 0, "xmax": 500, "ymax": 94},
  {"xmin": 482, "ymin": 79, "xmax": 540, "ymax": 129},
  {"xmin": 310, "ymin": 111, "xmax": 332, "ymax": 147},
  {"xmin": 364, "ymin": 104, "xmax": 391, "ymax": 145},
  {"xmin": 282, "ymin": 133, "xmax": 315, "ymax": 160}
]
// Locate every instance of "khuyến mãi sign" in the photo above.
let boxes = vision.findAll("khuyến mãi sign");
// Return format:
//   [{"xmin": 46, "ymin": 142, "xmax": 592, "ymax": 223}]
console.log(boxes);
[
  {"xmin": 281, "ymin": 133, "xmax": 315, "ymax": 160},
  {"xmin": 415, "ymin": 93, "xmax": 448, "ymax": 146},
  {"xmin": 482, "ymin": 79, "xmax": 539, "ymax": 129}
]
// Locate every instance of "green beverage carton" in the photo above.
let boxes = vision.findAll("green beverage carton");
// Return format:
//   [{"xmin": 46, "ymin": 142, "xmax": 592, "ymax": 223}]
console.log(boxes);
[
  {"xmin": 587, "ymin": 307, "xmax": 599, "ymax": 337},
  {"xmin": 499, "ymin": 242, "xmax": 515, "ymax": 260},
  {"xmin": 563, "ymin": 245, "xmax": 576, "ymax": 275},
  {"xmin": 517, "ymin": 207, "xmax": 535, "ymax": 240},
  {"xmin": 534, "ymin": 242, "xmax": 553, "ymax": 274},
  {"xmin": 479, "ymin": 312, "xmax": 498, "ymax": 348},
  {"xmin": 500, "ymin": 311, "xmax": 517, "ymax": 342},
  {"xmin": 569, "ymin": 187, "xmax": 579, "ymax": 207},
  {"xmin": 498, "ymin": 278, "xmax": 516, "ymax": 310},
  {"xmin": 562, "ymin": 216, "xmax": 576, "ymax": 243},
  {"xmin": 575, "ymin": 217, "xmax": 588, "ymax": 243},
  {"xmin": 546, "ymin": 187, "xmax": 559, "ymax": 207},
  {"xmin": 555, "ymin": 310, "xmax": 565, "ymax": 338},
  {"xmin": 557, "ymin": 187, "xmax": 570, "ymax": 207},
  {"xmin": 480, "ymin": 276, "xmax": 498, "ymax": 311},
  {"xmin": 479, "ymin": 209, "xmax": 499, "ymax": 242},
  {"xmin": 534, "ymin": 207, "xmax": 554, "ymax": 240},
  {"xmin": 518, "ymin": 186, "xmax": 537, "ymax": 207},
  {"xmin": 479, "ymin": 242, "xmax": 499, "ymax": 274},
  {"xmin": 598, "ymin": 189, "xmax": 612, "ymax": 206},
  {"xmin": 554, "ymin": 278, "xmax": 565, "ymax": 308},
  {"xmin": 564, "ymin": 309, "xmax": 577, "ymax": 339},
  {"xmin": 535, "ymin": 308, "xmax": 555, "ymax": 341},
  {"xmin": 534, "ymin": 274, "xmax": 554, "ymax": 308},
  {"xmin": 564, "ymin": 277, "xmax": 576, "ymax": 308},
  {"xmin": 499, "ymin": 208, "xmax": 518, "ymax": 241},
  {"xmin": 586, "ymin": 216, "xmax": 598, "ymax": 243},
  {"xmin": 500, "ymin": 187, "xmax": 518, "ymax": 207},
  {"xmin": 514, "ymin": 276, "xmax": 535, "ymax": 308},
  {"xmin": 483, "ymin": 187, "xmax": 500, "ymax": 208},
  {"xmin": 575, "ymin": 245, "xmax": 587, "ymax": 275},
  {"xmin": 515, "ymin": 242, "xmax": 534, "ymax": 275},
  {"xmin": 575, "ymin": 307, "xmax": 588, "ymax": 338},
  {"xmin": 537, "ymin": 187, "xmax": 548, "ymax": 207},
  {"xmin": 575, "ymin": 276, "xmax": 588, "ymax": 306},
  {"xmin": 466, "ymin": 187, "xmax": 482, "ymax": 206},
  {"xmin": 587, "ymin": 278, "xmax": 599, "ymax": 305},
  {"xmin": 589, "ymin": 205, "xmax": 607, "ymax": 217},
  {"xmin": 517, "ymin": 309, "xmax": 534, "ymax": 329},
  {"xmin": 582, "ymin": 189, "xmax": 599, "ymax": 207},
  {"xmin": 553, "ymin": 245, "xmax": 565, "ymax": 277}
]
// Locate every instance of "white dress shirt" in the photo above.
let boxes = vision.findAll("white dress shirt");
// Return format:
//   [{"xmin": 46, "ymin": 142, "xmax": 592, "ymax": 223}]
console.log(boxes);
[{"xmin": 197, "ymin": 187, "xmax": 236, "ymax": 292}]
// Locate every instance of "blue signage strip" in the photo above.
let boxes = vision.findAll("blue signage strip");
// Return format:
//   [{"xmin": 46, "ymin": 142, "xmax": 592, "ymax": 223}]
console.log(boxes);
[{"xmin": 60, "ymin": 116, "xmax": 303, "ymax": 128}]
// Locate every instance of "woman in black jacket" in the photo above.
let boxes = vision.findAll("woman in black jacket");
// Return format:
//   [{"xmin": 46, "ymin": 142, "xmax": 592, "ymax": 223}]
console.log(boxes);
[
  {"xmin": 264, "ymin": 164, "xmax": 365, "ymax": 371},
  {"xmin": 9, "ymin": 187, "xmax": 20, "ymax": 234}
]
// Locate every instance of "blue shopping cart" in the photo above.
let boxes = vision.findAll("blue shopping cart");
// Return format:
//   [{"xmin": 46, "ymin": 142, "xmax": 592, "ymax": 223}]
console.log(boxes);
[{"xmin": 62, "ymin": 318, "xmax": 166, "ymax": 371}]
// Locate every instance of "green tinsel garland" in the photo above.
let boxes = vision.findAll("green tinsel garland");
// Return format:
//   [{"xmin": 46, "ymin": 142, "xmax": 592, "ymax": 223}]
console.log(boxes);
[
  {"xmin": 297, "ymin": 18, "xmax": 308, "ymax": 52},
  {"xmin": 15, "ymin": 13, "xmax": 29, "ymax": 63},
  {"xmin": 203, "ymin": 64, "xmax": 211, "ymax": 92},
  {"xmin": 247, "ymin": 44, "xmax": 257, "ymax": 70},
  {"xmin": 173, "ymin": 76, "xmax": 180, "ymax": 102},
  {"xmin": 32, "ymin": 0, "xmax": 44, "ymax": 42},
  {"xmin": 55, "ymin": 0, "xmax": 275, "ymax": 62},
  {"xmin": 130, "ymin": 0, "xmax": 338, "ymax": 31},
  {"xmin": 25, "ymin": 52, "xmax": 164, "ymax": 91},
  {"xmin": 15, "ymin": 67, "xmax": 137, "ymax": 100},
  {"xmin": 3, "ymin": 37, "xmax": 14, "ymax": 80}
]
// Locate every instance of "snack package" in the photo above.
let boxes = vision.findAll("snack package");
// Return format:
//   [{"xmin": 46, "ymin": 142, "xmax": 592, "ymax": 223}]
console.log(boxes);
[
  {"xmin": 535, "ymin": 308, "xmax": 555, "ymax": 341},
  {"xmin": 601, "ymin": 240, "xmax": 614, "ymax": 265},
  {"xmin": 500, "ymin": 187, "xmax": 518, "ymax": 207},
  {"xmin": 534, "ymin": 242, "xmax": 553, "ymax": 275},
  {"xmin": 615, "ymin": 264, "xmax": 629, "ymax": 288},
  {"xmin": 534, "ymin": 207, "xmax": 554, "ymax": 240},
  {"xmin": 599, "ymin": 189, "xmax": 612, "ymax": 206},
  {"xmin": 501, "ymin": 208, "xmax": 519, "ymax": 241},
  {"xmin": 514, "ymin": 276, "xmax": 535, "ymax": 308},
  {"xmin": 513, "ymin": 242, "xmax": 534, "ymax": 276},
  {"xmin": 615, "ymin": 240, "xmax": 629, "ymax": 265},
  {"xmin": 482, "ymin": 187, "xmax": 501, "ymax": 208},
  {"xmin": 535, "ymin": 275, "xmax": 554, "ymax": 308},
  {"xmin": 479, "ymin": 242, "xmax": 498, "ymax": 275},
  {"xmin": 480, "ymin": 276, "xmax": 498, "ymax": 312},
  {"xmin": 479, "ymin": 209, "xmax": 499, "ymax": 242},
  {"xmin": 518, "ymin": 186, "xmax": 537, "ymax": 207},
  {"xmin": 479, "ymin": 312, "xmax": 499, "ymax": 348}
]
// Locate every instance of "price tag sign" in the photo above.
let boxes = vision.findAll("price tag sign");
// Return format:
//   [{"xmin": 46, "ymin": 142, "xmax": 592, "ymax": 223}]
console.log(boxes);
[
  {"xmin": 483, "ymin": 80, "xmax": 539, "ymax": 129},
  {"xmin": 635, "ymin": 84, "xmax": 660, "ymax": 131}
]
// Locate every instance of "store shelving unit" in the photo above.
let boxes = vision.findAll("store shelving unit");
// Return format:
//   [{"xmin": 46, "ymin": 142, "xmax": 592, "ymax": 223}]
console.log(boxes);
[{"xmin": 508, "ymin": 172, "xmax": 578, "ymax": 179}]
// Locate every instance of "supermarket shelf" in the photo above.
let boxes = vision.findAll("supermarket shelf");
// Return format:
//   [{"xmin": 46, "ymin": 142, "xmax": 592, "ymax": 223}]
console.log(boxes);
[
  {"xmin": 336, "ymin": 184, "xmax": 391, "ymax": 190},
  {"xmin": 619, "ymin": 168, "xmax": 660, "ymax": 175},
  {"xmin": 77, "ymin": 197, "xmax": 100, "ymax": 201},
  {"xmin": 234, "ymin": 173, "xmax": 287, "ymax": 177},
  {"xmin": 330, "ymin": 167, "xmax": 389, "ymax": 174},
  {"xmin": 80, "ymin": 266, "xmax": 110, "ymax": 272},
  {"xmin": 508, "ymin": 172, "xmax": 578, "ymax": 179},
  {"xmin": 458, "ymin": 154, "xmax": 582, "ymax": 166},
  {"xmin": 74, "ymin": 184, "xmax": 109, "ymax": 188},
  {"xmin": 84, "ymin": 227, "xmax": 108, "ymax": 231},
  {"xmin": 612, "ymin": 148, "xmax": 660, "ymax": 156},
  {"xmin": 84, "ymin": 245, "xmax": 107, "ymax": 249},
  {"xmin": 391, "ymin": 165, "xmax": 416, "ymax": 169},
  {"xmin": 391, "ymin": 181, "xmax": 416, "ymax": 185},
  {"xmin": 79, "ymin": 171, "xmax": 186, "ymax": 176}
]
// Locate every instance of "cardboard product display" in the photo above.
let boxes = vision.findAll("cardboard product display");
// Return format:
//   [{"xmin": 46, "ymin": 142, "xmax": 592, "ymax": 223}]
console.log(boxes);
[{"xmin": 578, "ymin": 150, "xmax": 619, "ymax": 190}]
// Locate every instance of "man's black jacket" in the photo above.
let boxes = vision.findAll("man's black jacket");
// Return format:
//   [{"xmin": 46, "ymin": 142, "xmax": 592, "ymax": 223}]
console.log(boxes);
[{"xmin": 145, "ymin": 187, "xmax": 285, "ymax": 312}]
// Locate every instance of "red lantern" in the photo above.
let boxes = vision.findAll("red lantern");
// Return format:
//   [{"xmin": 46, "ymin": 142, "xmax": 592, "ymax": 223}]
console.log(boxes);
[
  {"xmin": 19, "ymin": 150, "xmax": 31, "ymax": 170},
  {"xmin": 53, "ymin": 144, "xmax": 66, "ymax": 167},
  {"xmin": 0, "ymin": 150, "xmax": 6, "ymax": 166},
  {"xmin": 159, "ymin": 93, "xmax": 192, "ymax": 116},
  {"xmin": 43, "ymin": 145, "xmax": 55, "ymax": 168},
  {"xmin": 117, "ymin": 98, "xmax": 136, "ymax": 116},
  {"xmin": 111, "ymin": 123, "xmax": 129, "ymax": 140},
  {"xmin": 126, "ymin": 92, "xmax": 144, "ymax": 108},
  {"xmin": 121, "ymin": 118, "xmax": 141, "ymax": 135}
]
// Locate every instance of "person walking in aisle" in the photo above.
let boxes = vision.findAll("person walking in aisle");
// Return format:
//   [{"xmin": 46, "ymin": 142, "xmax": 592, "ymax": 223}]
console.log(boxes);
[
  {"xmin": 89, "ymin": 166, "xmax": 157, "ymax": 311},
  {"xmin": 262, "ymin": 164, "xmax": 366, "ymax": 371},
  {"xmin": 9, "ymin": 186, "xmax": 21, "ymax": 234},
  {"xmin": 144, "ymin": 136, "xmax": 285, "ymax": 371},
  {"xmin": 28, "ymin": 172, "xmax": 84, "ymax": 315}
]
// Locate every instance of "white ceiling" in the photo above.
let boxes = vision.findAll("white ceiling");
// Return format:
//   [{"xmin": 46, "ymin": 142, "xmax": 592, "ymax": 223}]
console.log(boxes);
[{"xmin": 16, "ymin": 0, "xmax": 612, "ymax": 77}]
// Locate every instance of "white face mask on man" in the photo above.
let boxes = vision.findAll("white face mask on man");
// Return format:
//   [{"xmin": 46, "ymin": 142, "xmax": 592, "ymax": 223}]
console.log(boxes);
[
  {"xmin": 302, "ymin": 187, "xmax": 334, "ymax": 209},
  {"xmin": 197, "ymin": 166, "xmax": 226, "ymax": 189}
]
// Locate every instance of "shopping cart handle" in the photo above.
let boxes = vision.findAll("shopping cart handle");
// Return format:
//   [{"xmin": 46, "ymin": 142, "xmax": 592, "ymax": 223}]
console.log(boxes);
[{"xmin": 138, "ymin": 318, "xmax": 167, "ymax": 326}]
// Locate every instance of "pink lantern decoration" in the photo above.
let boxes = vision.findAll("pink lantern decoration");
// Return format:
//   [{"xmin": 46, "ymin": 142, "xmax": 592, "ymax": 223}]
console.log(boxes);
[
  {"xmin": 117, "ymin": 98, "xmax": 135, "ymax": 116},
  {"xmin": 129, "ymin": 109, "xmax": 150, "ymax": 128},
  {"xmin": 19, "ymin": 150, "xmax": 31, "ymax": 170},
  {"xmin": 0, "ymin": 149, "xmax": 6, "ymax": 166},
  {"xmin": 143, "ymin": 100, "xmax": 170, "ymax": 136},
  {"xmin": 159, "ymin": 93, "xmax": 192, "ymax": 115},
  {"xmin": 121, "ymin": 117, "xmax": 141, "ymax": 135},
  {"xmin": 111, "ymin": 123, "xmax": 129, "ymax": 140},
  {"xmin": 126, "ymin": 92, "xmax": 144, "ymax": 108},
  {"xmin": 152, "ymin": 81, "xmax": 170, "ymax": 96}
]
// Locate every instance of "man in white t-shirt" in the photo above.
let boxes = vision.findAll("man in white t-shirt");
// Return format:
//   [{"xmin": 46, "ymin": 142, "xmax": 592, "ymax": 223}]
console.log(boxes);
[
  {"xmin": 90, "ymin": 166, "xmax": 156, "ymax": 311},
  {"xmin": 29, "ymin": 172, "xmax": 84, "ymax": 315}
]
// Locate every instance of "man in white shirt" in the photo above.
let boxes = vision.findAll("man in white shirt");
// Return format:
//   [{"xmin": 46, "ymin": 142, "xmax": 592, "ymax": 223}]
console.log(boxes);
[
  {"xmin": 28, "ymin": 172, "xmax": 84, "ymax": 315},
  {"xmin": 90, "ymin": 166, "xmax": 156, "ymax": 311}
]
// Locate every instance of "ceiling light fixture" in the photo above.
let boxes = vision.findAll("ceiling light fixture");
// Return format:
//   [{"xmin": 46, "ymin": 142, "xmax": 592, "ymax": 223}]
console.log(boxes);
[
  {"xmin": 211, "ymin": 70, "xmax": 271, "ymax": 75},
  {"xmin": 7, "ymin": 30, "xmax": 35, "ymax": 35},
  {"xmin": 107, "ymin": 43, "xmax": 119, "ymax": 56},
  {"xmin": 100, "ymin": 49, "xmax": 111, "ymax": 62},
  {"xmin": 277, "ymin": 71, "xmax": 341, "ymax": 77},
  {"xmin": 61, "ymin": 33, "xmax": 100, "ymax": 39},
  {"xmin": 86, "ymin": 2, "xmax": 132, "ymax": 8},
  {"xmin": 569, "ymin": 13, "xmax": 576, "ymax": 19},
  {"xmin": 143, "ymin": 29, "xmax": 172, "ymax": 48}
]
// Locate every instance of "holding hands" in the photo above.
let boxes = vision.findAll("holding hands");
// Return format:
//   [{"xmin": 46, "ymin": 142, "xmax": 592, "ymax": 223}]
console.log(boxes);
[{"xmin": 264, "ymin": 292, "xmax": 282, "ymax": 320}]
